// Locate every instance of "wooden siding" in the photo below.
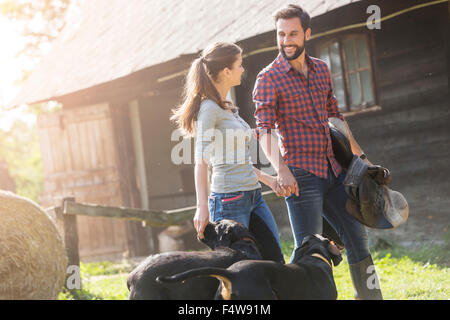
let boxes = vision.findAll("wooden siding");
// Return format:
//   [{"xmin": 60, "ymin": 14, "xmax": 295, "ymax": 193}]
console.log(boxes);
[
  {"xmin": 347, "ymin": 2, "xmax": 449, "ymax": 242},
  {"xmin": 110, "ymin": 102, "xmax": 153, "ymax": 256},
  {"xmin": 37, "ymin": 103, "xmax": 130, "ymax": 261},
  {"xmin": 138, "ymin": 88, "xmax": 197, "ymax": 211}
]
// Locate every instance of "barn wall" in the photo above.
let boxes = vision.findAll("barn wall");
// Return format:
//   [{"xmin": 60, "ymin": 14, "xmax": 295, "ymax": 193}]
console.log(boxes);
[
  {"xmin": 138, "ymin": 89, "xmax": 197, "ymax": 212},
  {"xmin": 37, "ymin": 103, "xmax": 129, "ymax": 261},
  {"xmin": 37, "ymin": 102, "xmax": 154, "ymax": 261},
  {"xmin": 346, "ymin": 2, "xmax": 449, "ymax": 242},
  {"xmin": 109, "ymin": 102, "xmax": 153, "ymax": 256},
  {"xmin": 235, "ymin": 0, "xmax": 449, "ymax": 242}
]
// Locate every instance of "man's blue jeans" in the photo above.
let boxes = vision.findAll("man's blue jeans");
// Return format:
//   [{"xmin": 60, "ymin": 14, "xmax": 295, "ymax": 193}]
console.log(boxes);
[
  {"xmin": 285, "ymin": 164, "xmax": 370, "ymax": 264},
  {"xmin": 208, "ymin": 188, "xmax": 282, "ymax": 251}
]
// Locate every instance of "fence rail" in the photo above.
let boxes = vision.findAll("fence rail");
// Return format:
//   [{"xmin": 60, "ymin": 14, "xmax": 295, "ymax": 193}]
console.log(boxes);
[
  {"xmin": 63, "ymin": 201, "xmax": 196, "ymax": 227},
  {"xmin": 61, "ymin": 190, "xmax": 279, "ymax": 226}
]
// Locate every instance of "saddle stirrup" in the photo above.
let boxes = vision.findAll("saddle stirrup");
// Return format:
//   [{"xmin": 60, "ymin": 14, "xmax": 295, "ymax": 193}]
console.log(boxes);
[{"xmin": 349, "ymin": 255, "xmax": 383, "ymax": 300}]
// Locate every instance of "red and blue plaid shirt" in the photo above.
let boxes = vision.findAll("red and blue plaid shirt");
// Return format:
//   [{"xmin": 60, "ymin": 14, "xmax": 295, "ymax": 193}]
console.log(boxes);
[{"xmin": 253, "ymin": 53, "xmax": 344, "ymax": 179}]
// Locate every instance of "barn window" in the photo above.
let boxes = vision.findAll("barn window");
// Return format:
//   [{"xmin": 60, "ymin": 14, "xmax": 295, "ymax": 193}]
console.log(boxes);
[{"xmin": 318, "ymin": 34, "xmax": 376, "ymax": 112}]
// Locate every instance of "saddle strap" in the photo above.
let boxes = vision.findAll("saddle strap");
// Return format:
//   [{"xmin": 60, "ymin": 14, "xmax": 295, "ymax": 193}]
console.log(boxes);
[{"xmin": 343, "ymin": 155, "xmax": 368, "ymax": 188}]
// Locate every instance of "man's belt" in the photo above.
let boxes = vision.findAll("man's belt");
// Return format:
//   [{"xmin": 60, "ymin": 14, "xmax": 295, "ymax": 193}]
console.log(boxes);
[{"xmin": 329, "ymin": 122, "xmax": 409, "ymax": 229}]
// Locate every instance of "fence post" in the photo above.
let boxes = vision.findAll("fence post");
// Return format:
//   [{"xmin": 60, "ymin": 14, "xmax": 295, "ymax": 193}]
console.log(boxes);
[{"xmin": 55, "ymin": 197, "xmax": 81, "ymax": 291}]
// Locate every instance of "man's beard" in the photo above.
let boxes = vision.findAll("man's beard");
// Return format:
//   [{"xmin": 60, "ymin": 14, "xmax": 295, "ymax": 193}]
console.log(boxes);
[{"xmin": 280, "ymin": 44, "xmax": 305, "ymax": 61}]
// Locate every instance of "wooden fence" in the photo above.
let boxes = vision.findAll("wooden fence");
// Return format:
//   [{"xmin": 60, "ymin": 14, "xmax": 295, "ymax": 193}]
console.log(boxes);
[{"xmin": 46, "ymin": 191, "xmax": 279, "ymax": 291}]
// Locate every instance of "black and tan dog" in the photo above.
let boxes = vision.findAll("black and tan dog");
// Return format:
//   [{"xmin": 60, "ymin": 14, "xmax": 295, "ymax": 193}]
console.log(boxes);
[
  {"xmin": 127, "ymin": 218, "xmax": 282, "ymax": 300},
  {"xmin": 157, "ymin": 234, "xmax": 342, "ymax": 300}
]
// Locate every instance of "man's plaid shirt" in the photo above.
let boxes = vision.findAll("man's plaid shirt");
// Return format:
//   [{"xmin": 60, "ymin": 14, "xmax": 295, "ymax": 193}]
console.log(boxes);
[{"xmin": 253, "ymin": 53, "xmax": 344, "ymax": 179}]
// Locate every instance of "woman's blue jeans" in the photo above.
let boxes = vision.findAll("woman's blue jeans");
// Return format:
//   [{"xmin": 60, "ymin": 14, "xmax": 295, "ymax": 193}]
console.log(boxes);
[
  {"xmin": 208, "ymin": 188, "xmax": 282, "ymax": 251},
  {"xmin": 285, "ymin": 165, "xmax": 370, "ymax": 264}
]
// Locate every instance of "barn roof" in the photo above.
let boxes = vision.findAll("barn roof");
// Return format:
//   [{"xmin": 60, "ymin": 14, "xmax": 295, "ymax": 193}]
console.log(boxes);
[{"xmin": 9, "ymin": 0, "xmax": 361, "ymax": 106}]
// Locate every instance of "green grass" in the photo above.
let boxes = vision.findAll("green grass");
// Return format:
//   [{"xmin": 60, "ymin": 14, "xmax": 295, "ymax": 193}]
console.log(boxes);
[
  {"xmin": 283, "ymin": 238, "xmax": 449, "ymax": 300},
  {"xmin": 334, "ymin": 249, "xmax": 449, "ymax": 300},
  {"xmin": 59, "ymin": 239, "xmax": 449, "ymax": 300},
  {"xmin": 58, "ymin": 261, "xmax": 135, "ymax": 300}
]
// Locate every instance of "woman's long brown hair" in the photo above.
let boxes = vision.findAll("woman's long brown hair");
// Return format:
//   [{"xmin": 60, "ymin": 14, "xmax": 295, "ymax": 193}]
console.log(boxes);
[{"xmin": 170, "ymin": 42, "xmax": 242, "ymax": 137}]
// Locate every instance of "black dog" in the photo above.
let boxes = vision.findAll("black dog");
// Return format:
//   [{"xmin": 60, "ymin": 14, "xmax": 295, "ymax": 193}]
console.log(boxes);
[
  {"xmin": 157, "ymin": 234, "xmax": 342, "ymax": 300},
  {"xmin": 127, "ymin": 219, "xmax": 268, "ymax": 300}
]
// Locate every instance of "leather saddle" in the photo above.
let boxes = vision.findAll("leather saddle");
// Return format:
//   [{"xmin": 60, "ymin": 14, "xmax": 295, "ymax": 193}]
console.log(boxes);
[{"xmin": 329, "ymin": 123, "xmax": 409, "ymax": 229}]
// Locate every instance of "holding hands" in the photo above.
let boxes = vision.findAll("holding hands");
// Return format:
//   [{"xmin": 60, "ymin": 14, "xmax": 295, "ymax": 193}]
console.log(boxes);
[
  {"xmin": 275, "ymin": 166, "xmax": 299, "ymax": 197},
  {"xmin": 257, "ymin": 167, "xmax": 299, "ymax": 198}
]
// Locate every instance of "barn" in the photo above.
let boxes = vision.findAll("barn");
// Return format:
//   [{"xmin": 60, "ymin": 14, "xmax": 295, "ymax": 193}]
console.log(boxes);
[{"xmin": 10, "ymin": 0, "xmax": 449, "ymax": 261}]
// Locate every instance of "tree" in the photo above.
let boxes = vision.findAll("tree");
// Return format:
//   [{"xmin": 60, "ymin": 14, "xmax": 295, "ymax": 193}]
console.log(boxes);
[
  {"xmin": 0, "ymin": 118, "xmax": 43, "ymax": 202},
  {"xmin": 0, "ymin": 0, "xmax": 80, "ymax": 202},
  {"xmin": 0, "ymin": 0, "xmax": 81, "ymax": 83},
  {"xmin": 1, "ymin": 0, "xmax": 74, "ymax": 59}
]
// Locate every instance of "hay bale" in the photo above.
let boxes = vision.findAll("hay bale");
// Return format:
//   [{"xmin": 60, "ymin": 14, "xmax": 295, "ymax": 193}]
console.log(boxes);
[{"xmin": 0, "ymin": 190, "xmax": 68, "ymax": 299}]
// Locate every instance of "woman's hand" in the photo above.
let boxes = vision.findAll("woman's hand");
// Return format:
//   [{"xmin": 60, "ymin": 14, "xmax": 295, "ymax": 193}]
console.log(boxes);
[
  {"xmin": 266, "ymin": 175, "xmax": 283, "ymax": 196},
  {"xmin": 254, "ymin": 167, "xmax": 289, "ymax": 197},
  {"xmin": 193, "ymin": 204, "xmax": 209, "ymax": 239}
]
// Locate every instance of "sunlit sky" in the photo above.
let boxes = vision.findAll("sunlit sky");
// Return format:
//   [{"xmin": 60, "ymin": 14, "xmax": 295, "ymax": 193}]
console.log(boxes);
[
  {"xmin": 0, "ymin": 15, "xmax": 36, "ymax": 130},
  {"xmin": 0, "ymin": 10, "xmax": 55, "ymax": 130},
  {"xmin": 0, "ymin": 2, "xmax": 82, "ymax": 131},
  {"xmin": 0, "ymin": 16, "xmax": 22, "ymax": 103}
]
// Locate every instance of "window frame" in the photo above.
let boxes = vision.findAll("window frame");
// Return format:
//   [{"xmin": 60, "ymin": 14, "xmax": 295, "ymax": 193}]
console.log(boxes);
[{"xmin": 315, "ymin": 32, "xmax": 378, "ymax": 113}]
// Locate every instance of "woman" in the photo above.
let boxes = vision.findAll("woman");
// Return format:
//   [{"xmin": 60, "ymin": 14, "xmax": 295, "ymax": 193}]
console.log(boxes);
[{"xmin": 171, "ymin": 42, "xmax": 283, "ymax": 256}]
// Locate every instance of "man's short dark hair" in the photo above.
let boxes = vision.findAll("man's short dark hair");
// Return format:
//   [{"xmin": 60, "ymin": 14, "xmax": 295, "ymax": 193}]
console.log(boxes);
[{"xmin": 273, "ymin": 4, "xmax": 311, "ymax": 32}]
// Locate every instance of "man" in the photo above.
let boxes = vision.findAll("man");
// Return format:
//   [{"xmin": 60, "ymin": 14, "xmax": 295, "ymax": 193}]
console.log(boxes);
[{"xmin": 253, "ymin": 4, "xmax": 382, "ymax": 300}]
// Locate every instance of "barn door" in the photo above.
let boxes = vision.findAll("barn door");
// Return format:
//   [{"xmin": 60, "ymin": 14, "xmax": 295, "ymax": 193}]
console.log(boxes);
[{"xmin": 37, "ymin": 103, "xmax": 142, "ymax": 261}]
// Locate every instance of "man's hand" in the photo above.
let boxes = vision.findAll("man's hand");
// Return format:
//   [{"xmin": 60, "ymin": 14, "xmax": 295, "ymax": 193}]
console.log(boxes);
[
  {"xmin": 361, "ymin": 154, "xmax": 392, "ymax": 185},
  {"xmin": 277, "ymin": 166, "xmax": 299, "ymax": 197},
  {"xmin": 257, "ymin": 130, "xmax": 299, "ymax": 197},
  {"xmin": 265, "ymin": 174, "xmax": 280, "ymax": 195},
  {"xmin": 368, "ymin": 165, "xmax": 392, "ymax": 185},
  {"xmin": 267, "ymin": 176, "xmax": 288, "ymax": 197}
]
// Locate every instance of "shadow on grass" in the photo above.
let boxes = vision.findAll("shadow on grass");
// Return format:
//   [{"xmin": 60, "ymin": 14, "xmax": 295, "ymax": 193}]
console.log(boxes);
[
  {"xmin": 371, "ymin": 240, "xmax": 449, "ymax": 268},
  {"xmin": 281, "ymin": 228, "xmax": 450, "ymax": 268},
  {"xmin": 371, "ymin": 227, "xmax": 450, "ymax": 268}
]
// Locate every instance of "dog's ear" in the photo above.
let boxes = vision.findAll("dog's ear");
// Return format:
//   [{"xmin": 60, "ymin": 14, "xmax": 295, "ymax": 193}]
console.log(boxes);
[
  {"xmin": 203, "ymin": 222, "xmax": 215, "ymax": 236},
  {"xmin": 301, "ymin": 234, "xmax": 316, "ymax": 246},
  {"xmin": 327, "ymin": 241, "xmax": 343, "ymax": 266},
  {"xmin": 200, "ymin": 222, "xmax": 218, "ymax": 249},
  {"xmin": 322, "ymin": 218, "xmax": 345, "ymax": 248},
  {"xmin": 214, "ymin": 221, "xmax": 233, "ymax": 247}
]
